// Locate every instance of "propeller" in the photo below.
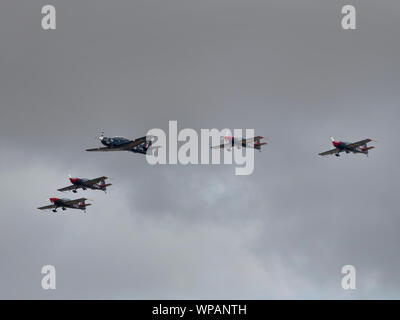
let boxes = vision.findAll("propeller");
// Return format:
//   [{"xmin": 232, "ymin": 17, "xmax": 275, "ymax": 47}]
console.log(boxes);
[
  {"xmin": 95, "ymin": 131, "xmax": 105, "ymax": 141},
  {"xmin": 46, "ymin": 192, "xmax": 57, "ymax": 202}
]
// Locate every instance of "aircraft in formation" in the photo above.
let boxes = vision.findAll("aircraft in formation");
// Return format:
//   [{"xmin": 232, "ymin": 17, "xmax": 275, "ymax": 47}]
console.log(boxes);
[
  {"xmin": 38, "ymin": 197, "xmax": 92, "ymax": 213},
  {"xmin": 38, "ymin": 131, "xmax": 156, "ymax": 214},
  {"xmin": 211, "ymin": 134, "xmax": 267, "ymax": 151},
  {"xmin": 318, "ymin": 137, "xmax": 375, "ymax": 157},
  {"xmin": 38, "ymin": 175, "xmax": 113, "ymax": 213},
  {"xmin": 38, "ymin": 132, "xmax": 375, "ymax": 213}
]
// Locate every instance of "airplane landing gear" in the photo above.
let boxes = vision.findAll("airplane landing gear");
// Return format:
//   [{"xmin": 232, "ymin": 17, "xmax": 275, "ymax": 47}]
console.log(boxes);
[
  {"xmin": 73, "ymin": 189, "xmax": 77, "ymax": 193},
  {"xmin": 52, "ymin": 209, "xmax": 57, "ymax": 213},
  {"xmin": 62, "ymin": 207, "xmax": 66, "ymax": 211},
  {"xmin": 335, "ymin": 153, "xmax": 340, "ymax": 157}
]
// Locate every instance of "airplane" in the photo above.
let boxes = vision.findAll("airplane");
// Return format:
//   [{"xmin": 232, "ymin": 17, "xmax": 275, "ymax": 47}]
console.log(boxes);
[
  {"xmin": 319, "ymin": 137, "xmax": 375, "ymax": 157},
  {"xmin": 58, "ymin": 175, "xmax": 112, "ymax": 193},
  {"xmin": 37, "ymin": 197, "xmax": 92, "ymax": 213},
  {"xmin": 86, "ymin": 132, "xmax": 155, "ymax": 155},
  {"xmin": 211, "ymin": 134, "xmax": 267, "ymax": 151}
]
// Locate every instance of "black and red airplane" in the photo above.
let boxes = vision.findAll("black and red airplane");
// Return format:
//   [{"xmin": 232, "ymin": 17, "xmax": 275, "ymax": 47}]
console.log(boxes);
[
  {"xmin": 37, "ymin": 198, "xmax": 92, "ymax": 213},
  {"xmin": 58, "ymin": 175, "xmax": 111, "ymax": 193},
  {"xmin": 319, "ymin": 137, "xmax": 375, "ymax": 157}
]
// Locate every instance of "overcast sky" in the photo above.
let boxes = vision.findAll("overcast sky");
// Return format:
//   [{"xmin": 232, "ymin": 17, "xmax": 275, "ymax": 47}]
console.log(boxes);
[{"xmin": 1, "ymin": 0, "xmax": 400, "ymax": 299}]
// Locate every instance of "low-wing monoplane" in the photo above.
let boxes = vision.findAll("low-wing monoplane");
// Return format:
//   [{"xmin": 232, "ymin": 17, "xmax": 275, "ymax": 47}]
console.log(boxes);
[
  {"xmin": 319, "ymin": 137, "xmax": 375, "ymax": 157},
  {"xmin": 58, "ymin": 175, "xmax": 112, "ymax": 193},
  {"xmin": 37, "ymin": 198, "xmax": 92, "ymax": 213},
  {"xmin": 86, "ymin": 132, "xmax": 154, "ymax": 155},
  {"xmin": 211, "ymin": 134, "xmax": 267, "ymax": 151}
]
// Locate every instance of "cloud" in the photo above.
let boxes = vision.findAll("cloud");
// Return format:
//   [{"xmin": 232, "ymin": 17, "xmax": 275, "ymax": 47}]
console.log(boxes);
[{"xmin": 1, "ymin": 0, "xmax": 400, "ymax": 299}]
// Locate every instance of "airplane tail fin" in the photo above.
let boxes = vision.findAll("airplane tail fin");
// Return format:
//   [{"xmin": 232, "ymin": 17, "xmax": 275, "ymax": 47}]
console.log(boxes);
[
  {"xmin": 253, "ymin": 142, "xmax": 267, "ymax": 151},
  {"xmin": 79, "ymin": 198, "xmax": 92, "ymax": 206},
  {"xmin": 361, "ymin": 144, "xmax": 375, "ymax": 156},
  {"xmin": 254, "ymin": 142, "xmax": 267, "ymax": 147}
]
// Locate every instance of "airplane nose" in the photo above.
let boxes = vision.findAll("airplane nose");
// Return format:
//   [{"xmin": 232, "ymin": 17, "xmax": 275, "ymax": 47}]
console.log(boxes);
[
  {"xmin": 49, "ymin": 198, "xmax": 58, "ymax": 203},
  {"xmin": 69, "ymin": 177, "xmax": 78, "ymax": 183}
]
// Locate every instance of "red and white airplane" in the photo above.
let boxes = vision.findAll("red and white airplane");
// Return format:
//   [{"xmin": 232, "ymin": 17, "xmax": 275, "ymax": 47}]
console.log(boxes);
[
  {"xmin": 211, "ymin": 134, "xmax": 267, "ymax": 152},
  {"xmin": 37, "ymin": 197, "xmax": 92, "ymax": 213},
  {"xmin": 58, "ymin": 175, "xmax": 112, "ymax": 193},
  {"xmin": 319, "ymin": 137, "xmax": 375, "ymax": 157}
]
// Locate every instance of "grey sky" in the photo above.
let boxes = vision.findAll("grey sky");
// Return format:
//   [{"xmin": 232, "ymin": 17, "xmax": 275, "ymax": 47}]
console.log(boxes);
[{"xmin": 1, "ymin": 0, "xmax": 400, "ymax": 299}]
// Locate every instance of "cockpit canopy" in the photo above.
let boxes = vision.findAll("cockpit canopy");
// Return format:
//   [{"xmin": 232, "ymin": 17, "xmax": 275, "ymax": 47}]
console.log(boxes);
[{"xmin": 112, "ymin": 136, "xmax": 130, "ymax": 144}]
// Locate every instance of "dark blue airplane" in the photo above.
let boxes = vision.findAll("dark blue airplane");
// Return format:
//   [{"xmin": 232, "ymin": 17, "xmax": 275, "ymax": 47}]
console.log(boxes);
[{"xmin": 86, "ymin": 132, "xmax": 154, "ymax": 155}]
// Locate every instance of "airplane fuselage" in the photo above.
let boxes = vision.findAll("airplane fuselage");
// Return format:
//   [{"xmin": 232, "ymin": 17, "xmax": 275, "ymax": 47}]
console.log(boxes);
[
  {"xmin": 224, "ymin": 136, "xmax": 265, "ymax": 150},
  {"xmin": 100, "ymin": 136, "xmax": 151, "ymax": 154},
  {"xmin": 100, "ymin": 136, "xmax": 130, "ymax": 148},
  {"xmin": 49, "ymin": 198, "xmax": 86, "ymax": 210},
  {"xmin": 224, "ymin": 136, "xmax": 250, "ymax": 148},
  {"xmin": 69, "ymin": 178, "xmax": 106, "ymax": 191},
  {"xmin": 332, "ymin": 141, "xmax": 368, "ymax": 154}
]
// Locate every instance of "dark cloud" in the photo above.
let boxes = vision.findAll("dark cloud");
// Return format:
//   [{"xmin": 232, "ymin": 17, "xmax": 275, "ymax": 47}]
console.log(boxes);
[{"xmin": 1, "ymin": 0, "xmax": 400, "ymax": 298}]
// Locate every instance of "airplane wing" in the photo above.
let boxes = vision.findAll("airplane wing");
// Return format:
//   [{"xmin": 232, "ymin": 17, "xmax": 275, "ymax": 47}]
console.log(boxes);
[
  {"xmin": 346, "ymin": 139, "xmax": 372, "ymax": 150},
  {"xmin": 57, "ymin": 185, "xmax": 77, "ymax": 192},
  {"xmin": 211, "ymin": 143, "xmax": 229, "ymax": 149},
  {"xmin": 38, "ymin": 204, "xmax": 57, "ymax": 210},
  {"xmin": 84, "ymin": 176, "xmax": 108, "ymax": 185},
  {"xmin": 86, "ymin": 147, "xmax": 122, "ymax": 152},
  {"xmin": 318, "ymin": 148, "xmax": 341, "ymax": 156},
  {"xmin": 241, "ymin": 136, "xmax": 263, "ymax": 144},
  {"xmin": 63, "ymin": 198, "xmax": 87, "ymax": 205}
]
